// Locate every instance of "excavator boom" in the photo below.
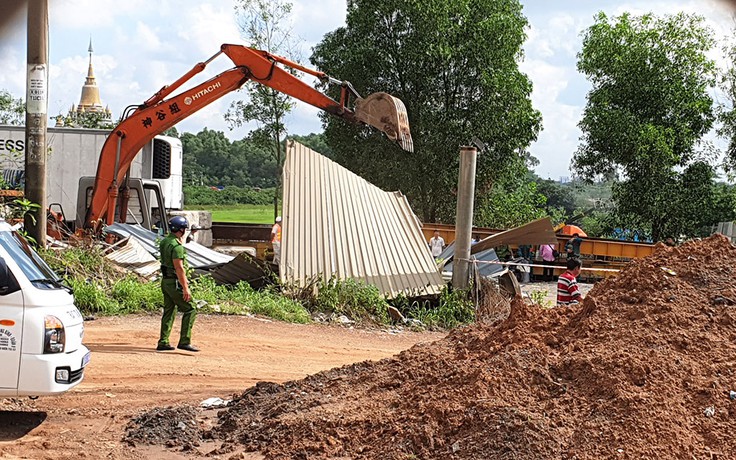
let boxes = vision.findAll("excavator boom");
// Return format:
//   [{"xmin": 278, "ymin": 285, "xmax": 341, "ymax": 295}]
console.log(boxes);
[{"xmin": 84, "ymin": 44, "xmax": 413, "ymax": 232}]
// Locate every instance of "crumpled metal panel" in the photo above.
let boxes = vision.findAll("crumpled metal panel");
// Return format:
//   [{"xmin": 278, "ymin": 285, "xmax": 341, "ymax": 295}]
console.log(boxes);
[
  {"xmin": 280, "ymin": 141, "xmax": 443, "ymax": 298},
  {"xmin": 103, "ymin": 237, "xmax": 160, "ymax": 278},
  {"xmin": 105, "ymin": 223, "xmax": 233, "ymax": 268},
  {"xmin": 209, "ymin": 253, "xmax": 273, "ymax": 289}
]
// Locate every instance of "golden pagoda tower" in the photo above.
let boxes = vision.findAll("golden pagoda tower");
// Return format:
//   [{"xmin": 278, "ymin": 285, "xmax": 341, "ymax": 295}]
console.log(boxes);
[
  {"xmin": 76, "ymin": 38, "xmax": 111, "ymax": 118},
  {"xmin": 56, "ymin": 38, "xmax": 112, "ymax": 127}
]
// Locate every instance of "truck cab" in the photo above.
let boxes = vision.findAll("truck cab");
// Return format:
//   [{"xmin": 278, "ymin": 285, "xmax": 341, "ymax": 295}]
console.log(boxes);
[
  {"xmin": 0, "ymin": 221, "xmax": 90, "ymax": 396},
  {"xmin": 76, "ymin": 176, "xmax": 169, "ymax": 234}
]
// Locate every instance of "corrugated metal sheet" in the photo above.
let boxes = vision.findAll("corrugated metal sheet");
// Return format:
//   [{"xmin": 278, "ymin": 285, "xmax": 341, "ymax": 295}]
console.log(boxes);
[
  {"xmin": 104, "ymin": 237, "xmax": 160, "ymax": 278},
  {"xmin": 209, "ymin": 253, "xmax": 272, "ymax": 289},
  {"xmin": 281, "ymin": 141, "xmax": 443, "ymax": 298},
  {"xmin": 105, "ymin": 223, "xmax": 233, "ymax": 268},
  {"xmin": 439, "ymin": 242, "xmax": 505, "ymax": 278},
  {"xmin": 470, "ymin": 217, "xmax": 557, "ymax": 255}
]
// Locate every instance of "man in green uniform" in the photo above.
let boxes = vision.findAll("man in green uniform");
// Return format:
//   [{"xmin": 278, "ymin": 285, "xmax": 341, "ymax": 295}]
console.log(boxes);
[{"xmin": 157, "ymin": 216, "xmax": 199, "ymax": 352}]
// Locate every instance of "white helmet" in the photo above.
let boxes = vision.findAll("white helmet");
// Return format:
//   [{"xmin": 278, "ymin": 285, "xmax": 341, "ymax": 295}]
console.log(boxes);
[{"xmin": 275, "ymin": 216, "xmax": 282, "ymax": 223}]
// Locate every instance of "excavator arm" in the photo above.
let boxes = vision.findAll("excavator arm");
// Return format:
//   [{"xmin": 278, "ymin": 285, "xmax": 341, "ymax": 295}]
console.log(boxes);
[{"xmin": 84, "ymin": 44, "xmax": 412, "ymax": 232}]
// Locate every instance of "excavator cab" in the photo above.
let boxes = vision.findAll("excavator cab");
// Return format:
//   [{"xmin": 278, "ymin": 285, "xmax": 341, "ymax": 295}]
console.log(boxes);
[{"xmin": 354, "ymin": 92, "xmax": 413, "ymax": 152}]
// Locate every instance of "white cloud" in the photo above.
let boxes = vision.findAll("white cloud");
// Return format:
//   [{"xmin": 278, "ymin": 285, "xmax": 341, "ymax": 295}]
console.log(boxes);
[
  {"xmin": 4, "ymin": 0, "xmax": 736, "ymax": 181},
  {"xmin": 50, "ymin": 0, "xmax": 149, "ymax": 29},
  {"xmin": 0, "ymin": 46, "xmax": 25, "ymax": 92},
  {"xmin": 176, "ymin": 3, "xmax": 242, "ymax": 55}
]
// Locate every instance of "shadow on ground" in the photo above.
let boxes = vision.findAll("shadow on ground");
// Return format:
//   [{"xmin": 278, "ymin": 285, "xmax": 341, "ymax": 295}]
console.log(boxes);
[{"xmin": 0, "ymin": 411, "xmax": 47, "ymax": 440}]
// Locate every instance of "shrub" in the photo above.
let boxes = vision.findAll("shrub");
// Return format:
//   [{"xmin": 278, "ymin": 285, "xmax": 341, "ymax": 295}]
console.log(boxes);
[
  {"xmin": 289, "ymin": 278, "xmax": 389, "ymax": 324},
  {"xmin": 111, "ymin": 276, "xmax": 164, "ymax": 313},
  {"xmin": 406, "ymin": 286, "xmax": 475, "ymax": 329},
  {"xmin": 183, "ymin": 185, "xmax": 274, "ymax": 206}
]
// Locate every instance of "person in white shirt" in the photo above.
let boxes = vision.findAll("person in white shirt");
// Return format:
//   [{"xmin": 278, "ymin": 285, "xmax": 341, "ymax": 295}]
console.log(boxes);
[{"xmin": 428, "ymin": 230, "xmax": 446, "ymax": 258}]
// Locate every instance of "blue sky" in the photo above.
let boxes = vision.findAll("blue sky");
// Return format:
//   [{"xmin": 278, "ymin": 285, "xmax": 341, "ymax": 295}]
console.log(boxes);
[{"xmin": 0, "ymin": 0, "xmax": 733, "ymax": 180}]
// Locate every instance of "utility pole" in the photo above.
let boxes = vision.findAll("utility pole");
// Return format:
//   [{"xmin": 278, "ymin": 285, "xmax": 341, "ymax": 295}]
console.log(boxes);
[
  {"xmin": 25, "ymin": 0, "xmax": 48, "ymax": 246},
  {"xmin": 451, "ymin": 146, "xmax": 478, "ymax": 290}
]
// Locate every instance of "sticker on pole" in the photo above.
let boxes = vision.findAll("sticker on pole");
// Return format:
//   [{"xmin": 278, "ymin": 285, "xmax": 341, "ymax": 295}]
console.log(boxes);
[{"xmin": 27, "ymin": 63, "xmax": 47, "ymax": 114}]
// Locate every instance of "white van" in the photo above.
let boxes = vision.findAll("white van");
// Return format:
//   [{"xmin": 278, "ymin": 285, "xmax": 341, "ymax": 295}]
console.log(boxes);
[{"xmin": 0, "ymin": 221, "xmax": 90, "ymax": 396}]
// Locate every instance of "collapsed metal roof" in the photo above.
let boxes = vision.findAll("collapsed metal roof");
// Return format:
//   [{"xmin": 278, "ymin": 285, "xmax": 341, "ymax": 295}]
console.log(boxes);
[
  {"xmin": 280, "ymin": 141, "xmax": 444, "ymax": 298},
  {"xmin": 106, "ymin": 223, "xmax": 232, "ymax": 268},
  {"xmin": 439, "ymin": 242, "xmax": 505, "ymax": 279}
]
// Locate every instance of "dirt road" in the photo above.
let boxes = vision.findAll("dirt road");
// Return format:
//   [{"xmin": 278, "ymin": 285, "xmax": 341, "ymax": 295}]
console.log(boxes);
[{"xmin": 0, "ymin": 314, "xmax": 444, "ymax": 460}]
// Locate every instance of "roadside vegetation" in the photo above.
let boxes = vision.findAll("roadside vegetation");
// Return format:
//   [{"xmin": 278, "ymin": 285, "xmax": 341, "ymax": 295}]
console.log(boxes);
[
  {"xmin": 191, "ymin": 203, "xmax": 276, "ymax": 224},
  {"xmin": 38, "ymin": 245, "xmax": 474, "ymax": 330}
]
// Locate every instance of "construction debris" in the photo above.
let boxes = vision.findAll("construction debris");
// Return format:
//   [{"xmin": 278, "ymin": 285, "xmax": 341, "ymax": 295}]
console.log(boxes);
[
  {"xmin": 281, "ymin": 141, "xmax": 444, "ymax": 298},
  {"xmin": 142, "ymin": 234, "xmax": 736, "ymax": 459}
]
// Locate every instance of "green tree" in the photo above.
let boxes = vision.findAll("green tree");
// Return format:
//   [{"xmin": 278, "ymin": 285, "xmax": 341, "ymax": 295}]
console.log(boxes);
[
  {"xmin": 311, "ymin": 0, "xmax": 541, "ymax": 225},
  {"xmin": 54, "ymin": 111, "xmax": 114, "ymax": 129},
  {"xmin": 181, "ymin": 129, "xmax": 248, "ymax": 186},
  {"xmin": 476, "ymin": 174, "xmax": 546, "ymax": 229},
  {"xmin": 231, "ymin": 136, "xmax": 279, "ymax": 188},
  {"xmin": 718, "ymin": 32, "xmax": 736, "ymax": 172},
  {"xmin": 181, "ymin": 128, "xmax": 282, "ymax": 188},
  {"xmin": 0, "ymin": 90, "xmax": 24, "ymax": 125},
  {"xmin": 574, "ymin": 12, "xmax": 721, "ymax": 240},
  {"xmin": 534, "ymin": 176, "xmax": 577, "ymax": 217},
  {"xmin": 226, "ymin": 0, "xmax": 299, "ymax": 219},
  {"xmin": 289, "ymin": 133, "xmax": 334, "ymax": 159}
]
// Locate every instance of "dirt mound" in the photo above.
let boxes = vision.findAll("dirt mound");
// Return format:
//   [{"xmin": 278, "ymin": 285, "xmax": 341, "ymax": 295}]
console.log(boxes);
[
  {"xmin": 141, "ymin": 235, "xmax": 736, "ymax": 459},
  {"xmin": 124, "ymin": 405, "xmax": 201, "ymax": 450}
]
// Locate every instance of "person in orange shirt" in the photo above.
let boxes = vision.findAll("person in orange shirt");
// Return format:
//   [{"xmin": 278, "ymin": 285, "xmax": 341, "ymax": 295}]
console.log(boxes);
[{"xmin": 271, "ymin": 216, "xmax": 282, "ymax": 265}]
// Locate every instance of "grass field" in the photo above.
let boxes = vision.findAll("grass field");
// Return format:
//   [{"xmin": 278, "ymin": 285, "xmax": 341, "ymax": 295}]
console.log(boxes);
[{"xmin": 188, "ymin": 204, "xmax": 279, "ymax": 224}]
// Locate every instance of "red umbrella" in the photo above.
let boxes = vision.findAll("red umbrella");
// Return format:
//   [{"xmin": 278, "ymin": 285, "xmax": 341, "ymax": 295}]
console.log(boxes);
[{"xmin": 560, "ymin": 224, "xmax": 587, "ymax": 237}]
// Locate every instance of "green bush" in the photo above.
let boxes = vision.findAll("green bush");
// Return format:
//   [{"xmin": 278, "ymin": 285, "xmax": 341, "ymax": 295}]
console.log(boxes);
[
  {"xmin": 407, "ymin": 286, "xmax": 475, "ymax": 329},
  {"xmin": 67, "ymin": 278, "xmax": 118, "ymax": 314},
  {"xmin": 183, "ymin": 185, "xmax": 274, "ymax": 206},
  {"xmin": 291, "ymin": 278, "xmax": 389, "ymax": 324},
  {"xmin": 192, "ymin": 277, "xmax": 310, "ymax": 323},
  {"xmin": 111, "ymin": 276, "xmax": 164, "ymax": 313}
]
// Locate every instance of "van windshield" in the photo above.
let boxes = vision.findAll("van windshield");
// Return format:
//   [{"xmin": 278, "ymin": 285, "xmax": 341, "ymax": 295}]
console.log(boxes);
[{"xmin": 0, "ymin": 230, "xmax": 60, "ymax": 289}]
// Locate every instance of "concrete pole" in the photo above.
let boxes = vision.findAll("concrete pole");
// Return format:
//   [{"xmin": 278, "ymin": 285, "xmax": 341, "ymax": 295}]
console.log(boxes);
[
  {"xmin": 451, "ymin": 146, "xmax": 478, "ymax": 290},
  {"xmin": 25, "ymin": 0, "xmax": 48, "ymax": 246}
]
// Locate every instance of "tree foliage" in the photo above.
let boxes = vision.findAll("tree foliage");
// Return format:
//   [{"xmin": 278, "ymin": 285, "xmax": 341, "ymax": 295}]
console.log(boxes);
[
  {"xmin": 475, "ymin": 175, "xmax": 546, "ymax": 229},
  {"xmin": 718, "ymin": 32, "xmax": 736, "ymax": 172},
  {"xmin": 289, "ymin": 133, "xmax": 334, "ymax": 159},
  {"xmin": 226, "ymin": 0, "xmax": 299, "ymax": 218},
  {"xmin": 574, "ymin": 12, "xmax": 731, "ymax": 240},
  {"xmin": 53, "ymin": 111, "xmax": 114, "ymax": 129},
  {"xmin": 180, "ymin": 129, "xmax": 333, "ymax": 189},
  {"xmin": 181, "ymin": 128, "xmax": 278, "ymax": 188},
  {"xmin": 311, "ymin": 0, "xmax": 541, "ymax": 225},
  {"xmin": 0, "ymin": 90, "xmax": 24, "ymax": 125}
]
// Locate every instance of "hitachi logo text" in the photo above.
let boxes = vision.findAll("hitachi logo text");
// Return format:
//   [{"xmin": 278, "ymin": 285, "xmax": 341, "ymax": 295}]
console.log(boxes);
[{"xmin": 191, "ymin": 82, "xmax": 222, "ymax": 101}]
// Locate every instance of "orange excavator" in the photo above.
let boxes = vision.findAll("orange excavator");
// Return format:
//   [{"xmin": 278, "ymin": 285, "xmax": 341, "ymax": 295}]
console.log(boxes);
[{"xmin": 82, "ymin": 44, "xmax": 413, "ymax": 234}]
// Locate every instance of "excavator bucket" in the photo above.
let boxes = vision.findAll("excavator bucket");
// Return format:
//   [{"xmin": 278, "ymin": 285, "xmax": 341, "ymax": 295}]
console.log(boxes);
[{"xmin": 354, "ymin": 92, "xmax": 413, "ymax": 152}]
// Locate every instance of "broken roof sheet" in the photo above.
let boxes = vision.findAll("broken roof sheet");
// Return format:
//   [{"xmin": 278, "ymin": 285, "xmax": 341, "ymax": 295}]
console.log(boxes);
[
  {"xmin": 280, "ymin": 141, "xmax": 443, "ymax": 298},
  {"xmin": 103, "ymin": 237, "xmax": 160, "ymax": 278},
  {"xmin": 439, "ymin": 242, "xmax": 505, "ymax": 278},
  {"xmin": 209, "ymin": 253, "xmax": 273, "ymax": 289},
  {"xmin": 470, "ymin": 217, "xmax": 557, "ymax": 255},
  {"xmin": 105, "ymin": 223, "xmax": 233, "ymax": 268}
]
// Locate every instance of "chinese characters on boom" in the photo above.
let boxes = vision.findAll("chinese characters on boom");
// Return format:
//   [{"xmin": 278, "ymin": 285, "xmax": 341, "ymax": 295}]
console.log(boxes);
[
  {"xmin": 142, "ymin": 102, "xmax": 182, "ymax": 129},
  {"xmin": 141, "ymin": 81, "xmax": 223, "ymax": 129}
]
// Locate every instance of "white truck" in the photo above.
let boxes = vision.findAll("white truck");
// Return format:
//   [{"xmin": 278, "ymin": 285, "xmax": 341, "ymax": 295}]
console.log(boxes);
[
  {"xmin": 0, "ymin": 125, "xmax": 183, "ymax": 232},
  {"xmin": 0, "ymin": 220, "xmax": 90, "ymax": 396}
]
